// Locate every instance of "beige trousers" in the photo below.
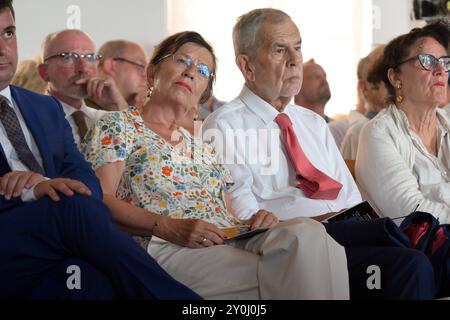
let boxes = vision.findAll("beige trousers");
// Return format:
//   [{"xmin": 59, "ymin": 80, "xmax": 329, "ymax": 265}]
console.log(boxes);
[{"xmin": 147, "ymin": 217, "xmax": 349, "ymax": 300}]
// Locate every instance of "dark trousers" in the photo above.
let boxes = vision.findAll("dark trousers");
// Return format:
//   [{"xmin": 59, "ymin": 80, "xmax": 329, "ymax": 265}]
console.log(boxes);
[
  {"xmin": 325, "ymin": 220, "xmax": 436, "ymax": 300},
  {"xmin": 0, "ymin": 195, "xmax": 201, "ymax": 300}
]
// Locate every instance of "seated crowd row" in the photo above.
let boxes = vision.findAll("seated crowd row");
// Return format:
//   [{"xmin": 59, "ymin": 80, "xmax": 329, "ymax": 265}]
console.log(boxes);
[{"xmin": 1, "ymin": 0, "xmax": 450, "ymax": 299}]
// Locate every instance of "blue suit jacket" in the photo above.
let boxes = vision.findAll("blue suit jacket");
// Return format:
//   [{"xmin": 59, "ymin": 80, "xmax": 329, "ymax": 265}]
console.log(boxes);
[{"xmin": 0, "ymin": 86, "xmax": 102, "ymax": 212}]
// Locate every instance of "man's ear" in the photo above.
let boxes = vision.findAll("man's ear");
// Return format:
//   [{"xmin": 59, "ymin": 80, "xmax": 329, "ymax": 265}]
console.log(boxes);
[
  {"xmin": 37, "ymin": 63, "xmax": 50, "ymax": 82},
  {"xmin": 101, "ymin": 58, "xmax": 115, "ymax": 75},
  {"xmin": 236, "ymin": 54, "xmax": 255, "ymax": 82}
]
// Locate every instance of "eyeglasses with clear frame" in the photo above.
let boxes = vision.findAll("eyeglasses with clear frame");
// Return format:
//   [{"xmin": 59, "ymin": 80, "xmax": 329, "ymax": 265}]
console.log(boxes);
[
  {"xmin": 395, "ymin": 53, "xmax": 450, "ymax": 72},
  {"xmin": 162, "ymin": 53, "xmax": 213, "ymax": 80},
  {"xmin": 44, "ymin": 52, "xmax": 103, "ymax": 65}
]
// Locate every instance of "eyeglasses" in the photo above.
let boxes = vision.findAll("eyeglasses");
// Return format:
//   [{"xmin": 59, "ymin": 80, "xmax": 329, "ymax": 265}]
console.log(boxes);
[
  {"xmin": 113, "ymin": 57, "xmax": 146, "ymax": 69},
  {"xmin": 163, "ymin": 53, "xmax": 213, "ymax": 80},
  {"xmin": 395, "ymin": 53, "xmax": 450, "ymax": 72},
  {"xmin": 44, "ymin": 52, "xmax": 102, "ymax": 64}
]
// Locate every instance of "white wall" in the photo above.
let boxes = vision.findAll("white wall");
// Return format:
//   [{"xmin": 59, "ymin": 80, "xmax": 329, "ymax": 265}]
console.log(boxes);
[
  {"xmin": 372, "ymin": 0, "xmax": 423, "ymax": 46},
  {"xmin": 14, "ymin": 0, "xmax": 168, "ymax": 59}
]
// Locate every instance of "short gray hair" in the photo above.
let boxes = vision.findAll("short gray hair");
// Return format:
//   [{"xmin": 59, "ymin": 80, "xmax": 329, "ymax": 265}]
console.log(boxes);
[{"xmin": 232, "ymin": 8, "xmax": 291, "ymax": 56}]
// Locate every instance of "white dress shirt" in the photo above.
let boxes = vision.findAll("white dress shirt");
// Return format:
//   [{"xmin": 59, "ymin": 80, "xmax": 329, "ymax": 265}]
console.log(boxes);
[
  {"xmin": 356, "ymin": 104, "xmax": 450, "ymax": 224},
  {"xmin": 203, "ymin": 86, "xmax": 361, "ymax": 220},
  {"xmin": 0, "ymin": 86, "xmax": 45, "ymax": 201},
  {"xmin": 60, "ymin": 100, "xmax": 106, "ymax": 148}
]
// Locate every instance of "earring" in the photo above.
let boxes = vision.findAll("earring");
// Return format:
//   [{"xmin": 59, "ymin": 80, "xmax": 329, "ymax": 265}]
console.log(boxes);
[
  {"xmin": 395, "ymin": 81, "xmax": 403, "ymax": 104},
  {"xmin": 193, "ymin": 105, "xmax": 200, "ymax": 121},
  {"xmin": 147, "ymin": 86, "xmax": 154, "ymax": 99}
]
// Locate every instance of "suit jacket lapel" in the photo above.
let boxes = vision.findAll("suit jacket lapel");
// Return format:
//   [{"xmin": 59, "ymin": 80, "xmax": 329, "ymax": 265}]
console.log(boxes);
[{"xmin": 10, "ymin": 86, "xmax": 54, "ymax": 176}]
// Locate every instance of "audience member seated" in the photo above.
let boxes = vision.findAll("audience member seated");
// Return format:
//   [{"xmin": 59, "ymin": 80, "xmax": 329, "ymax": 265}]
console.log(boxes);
[
  {"xmin": 341, "ymin": 45, "xmax": 388, "ymax": 160},
  {"xmin": 0, "ymin": 0, "xmax": 201, "ymax": 300},
  {"xmin": 324, "ymin": 56, "xmax": 373, "ymax": 151},
  {"xmin": 11, "ymin": 57, "xmax": 46, "ymax": 94},
  {"xmin": 348, "ymin": 57, "xmax": 371, "ymax": 124},
  {"xmin": 203, "ymin": 8, "xmax": 436, "ymax": 300},
  {"xmin": 294, "ymin": 58, "xmax": 333, "ymax": 122},
  {"xmin": 356, "ymin": 20, "xmax": 450, "ymax": 223},
  {"xmin": 38, "ymin": 30, "xmax": 128, "ymax": 148},
  {"xmin": 96, "ymin": 40, "xmax": 149, "ymax": 111},
  {"xmin": 82, "ymin": 31, "xmax": 351, "ymax": 300},
  {"xmin": 293, "ymin": 58, "xmax": 350, "ymax": 148}
]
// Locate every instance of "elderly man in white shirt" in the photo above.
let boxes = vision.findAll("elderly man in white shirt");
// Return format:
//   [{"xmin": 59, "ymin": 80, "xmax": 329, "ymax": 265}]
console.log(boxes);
[
  {"xmin": 203, "ymin": 8, "xmax": 436, "ymax": 300},
  {"xmin": 204, "ymin": 86, "xmax": 361, "ymax": 220},
  {"xmin": 38, "ymin": 29, "xmax": 128, "ymax": 148}
]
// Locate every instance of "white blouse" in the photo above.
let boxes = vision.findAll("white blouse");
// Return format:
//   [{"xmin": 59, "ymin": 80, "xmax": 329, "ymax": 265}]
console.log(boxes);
[{"xmin": 356, "ymin": 104, "xmax": 450, "ymax": 224}]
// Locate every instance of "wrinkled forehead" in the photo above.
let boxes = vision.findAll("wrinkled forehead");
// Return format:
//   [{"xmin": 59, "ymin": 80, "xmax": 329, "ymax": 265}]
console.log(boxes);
[{"xmin": 259, "ymin": 18, "xmax": 301, "ymax": 47}]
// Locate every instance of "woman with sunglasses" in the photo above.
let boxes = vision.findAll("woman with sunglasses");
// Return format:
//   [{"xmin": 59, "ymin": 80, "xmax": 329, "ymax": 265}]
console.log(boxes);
[
  {"xmin": 356, "ymin": 20, "xmax": 450, "ymax": 223},
  {"xmin": 81, "ymin": 31, "xmax": 350, "ymax": 299}
]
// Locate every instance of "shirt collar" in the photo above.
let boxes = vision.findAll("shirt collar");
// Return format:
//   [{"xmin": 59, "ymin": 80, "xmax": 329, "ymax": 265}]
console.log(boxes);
[
  {"xmin": 59, "ymin": 99, "xmax": 89, "ymax": 118},
  {"xmin": 391, "ymin": 103, "xmax": 450, "ymax": 135},
  {"xmin": 0, "ymin": 86, "xmax": 13, "ymax": 106},
  {"xmin": 239, "ymin": 85, "xmax": 280, "ymax": 125}
]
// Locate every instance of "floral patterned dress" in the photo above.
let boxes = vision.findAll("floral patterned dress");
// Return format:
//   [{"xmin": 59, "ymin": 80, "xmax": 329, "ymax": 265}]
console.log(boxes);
[{"xmin": 82, "ymin": 107, "xmax": 241, "ymax": 233}]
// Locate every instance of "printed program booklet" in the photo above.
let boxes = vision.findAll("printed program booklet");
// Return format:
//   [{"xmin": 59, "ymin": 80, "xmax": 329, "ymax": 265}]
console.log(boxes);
[
  {"xmin": 323, "ymin": 200, "xmax": 381, "ymax": 223},
  {"xmin": 221, "ymin": 225, "xmax": 269, "ymax": 242}
]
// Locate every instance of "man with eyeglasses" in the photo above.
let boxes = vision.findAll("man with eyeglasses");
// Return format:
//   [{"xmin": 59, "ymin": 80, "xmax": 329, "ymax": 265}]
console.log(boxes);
[
  {"xmin": 96, "ymin": 40, "xmax": 149, "ymax": 111},
  {"xmin": 38, "ymin": 29, "xmax": 128, "ymax": 148}
]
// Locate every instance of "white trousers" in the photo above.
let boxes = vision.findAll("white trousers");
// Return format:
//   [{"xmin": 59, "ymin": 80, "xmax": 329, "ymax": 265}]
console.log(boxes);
[{"xmin": 148, "ymin": 217, "xmax": 349, "ymax": 300}]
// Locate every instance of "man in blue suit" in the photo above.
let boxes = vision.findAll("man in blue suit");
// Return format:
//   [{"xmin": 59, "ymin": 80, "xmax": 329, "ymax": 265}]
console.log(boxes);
[{"xmin": 0, "ymin": 0, "xmax": 201, "ymax": 299}]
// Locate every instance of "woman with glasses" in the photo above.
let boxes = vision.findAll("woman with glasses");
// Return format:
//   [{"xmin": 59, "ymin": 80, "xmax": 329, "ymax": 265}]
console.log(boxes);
[
  {"xmin": 81, "ymin": 31, "xmax": 350, "ymax": 299},
  {"xmin": 356, "ymin": 20, "xmax": 450, "ymax": 223}
]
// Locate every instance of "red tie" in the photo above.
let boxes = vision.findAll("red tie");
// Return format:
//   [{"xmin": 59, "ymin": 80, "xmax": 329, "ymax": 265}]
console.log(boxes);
[{"xmin": 275, "ymin": 113, "xmax": 343, "ymax": 200}]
